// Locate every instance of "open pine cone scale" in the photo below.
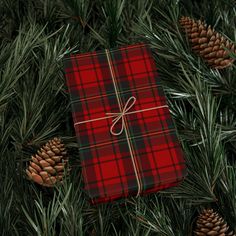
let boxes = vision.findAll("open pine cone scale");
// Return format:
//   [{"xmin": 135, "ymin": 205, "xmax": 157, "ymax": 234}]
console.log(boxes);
[
  {"xmin": 26, "ymin": 137, "xmax": 68, "ymax": 187},
  {"xmin": 180, "ymin": 16, "xmax": 236, "ymax": 69},
  {"xmin": 194, "ymin": 209, "xmax": 235, "ymax": 236}
]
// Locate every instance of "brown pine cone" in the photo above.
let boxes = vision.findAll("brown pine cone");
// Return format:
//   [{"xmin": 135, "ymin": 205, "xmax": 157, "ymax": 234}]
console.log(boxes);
[
  {"xmin": 26, "ymin": 137, "xmax": 68, "ymax": 187},
  {"xmin": 179, "ymin": 16, "xmax": 236, "ymax": 69},
  {"xmin": 194, "ymin": 209, "xmax": 235, "ymax": 236}
]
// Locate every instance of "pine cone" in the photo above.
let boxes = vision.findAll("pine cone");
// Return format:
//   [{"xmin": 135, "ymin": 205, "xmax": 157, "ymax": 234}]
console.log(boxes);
[
  {"xmin": 26, "ymin": 137, "xmax": 68, "ymax": 187},
  {"xmin": 179, "ymin": 16, "xmax": 236, "ymax": 69},
  {"xmin": 194, "ymin": 209, "xmax": 235, "ymax": 236}
]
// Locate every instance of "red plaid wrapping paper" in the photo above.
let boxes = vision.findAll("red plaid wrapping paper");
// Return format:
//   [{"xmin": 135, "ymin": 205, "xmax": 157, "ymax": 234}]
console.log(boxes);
[{"xmin": 63, "ymin": 43, "xmax": 187, "ymax": 204}]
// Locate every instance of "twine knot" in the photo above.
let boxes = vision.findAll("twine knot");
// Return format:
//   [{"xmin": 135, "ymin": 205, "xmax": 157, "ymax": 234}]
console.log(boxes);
[{"xmin": 106, "ymin": 96, "xmax": 136, "ymax": 136}]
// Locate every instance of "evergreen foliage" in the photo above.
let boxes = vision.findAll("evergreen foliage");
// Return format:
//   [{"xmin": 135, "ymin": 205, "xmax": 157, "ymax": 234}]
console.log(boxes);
[{"xmin": 0, "ymin": 0, "xmax": 235, "ymax": 235}]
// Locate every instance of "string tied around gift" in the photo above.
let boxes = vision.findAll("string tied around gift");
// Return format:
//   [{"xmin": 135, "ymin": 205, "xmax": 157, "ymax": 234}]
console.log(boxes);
[{"xmin": 106, "ymin": 96, "xmax": 136, "ymax": 136}]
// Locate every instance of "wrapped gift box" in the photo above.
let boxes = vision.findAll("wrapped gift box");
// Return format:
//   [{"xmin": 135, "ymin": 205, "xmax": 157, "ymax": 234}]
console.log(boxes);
[{"xmin": 63, "ymin": 43, "xmax": 186, "ymax": 204}]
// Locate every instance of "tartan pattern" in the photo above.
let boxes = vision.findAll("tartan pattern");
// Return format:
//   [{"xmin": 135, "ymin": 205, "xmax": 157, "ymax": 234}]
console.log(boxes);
[{"xmin": 63, "ymin": 43, "xmax": 186, "ymax": 204}]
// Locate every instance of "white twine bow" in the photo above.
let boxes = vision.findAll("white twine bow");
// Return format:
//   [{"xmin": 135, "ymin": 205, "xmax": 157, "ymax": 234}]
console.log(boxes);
[{"xmin": 106, "ymin": 96, "xmax": 136, "ymax": 136}]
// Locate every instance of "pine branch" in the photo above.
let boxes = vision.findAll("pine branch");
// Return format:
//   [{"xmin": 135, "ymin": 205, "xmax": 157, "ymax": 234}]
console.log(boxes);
[
  {"xmin": 216, "ymin": 165, "xmax": 236, "ymax": 231},
  {"xmin": 22, "ymin": 185, "xmax": 72, "ymax": 236},
  {"xmin": 0, "ymin": 153, "xmax": 20, "ymax": 236}
]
